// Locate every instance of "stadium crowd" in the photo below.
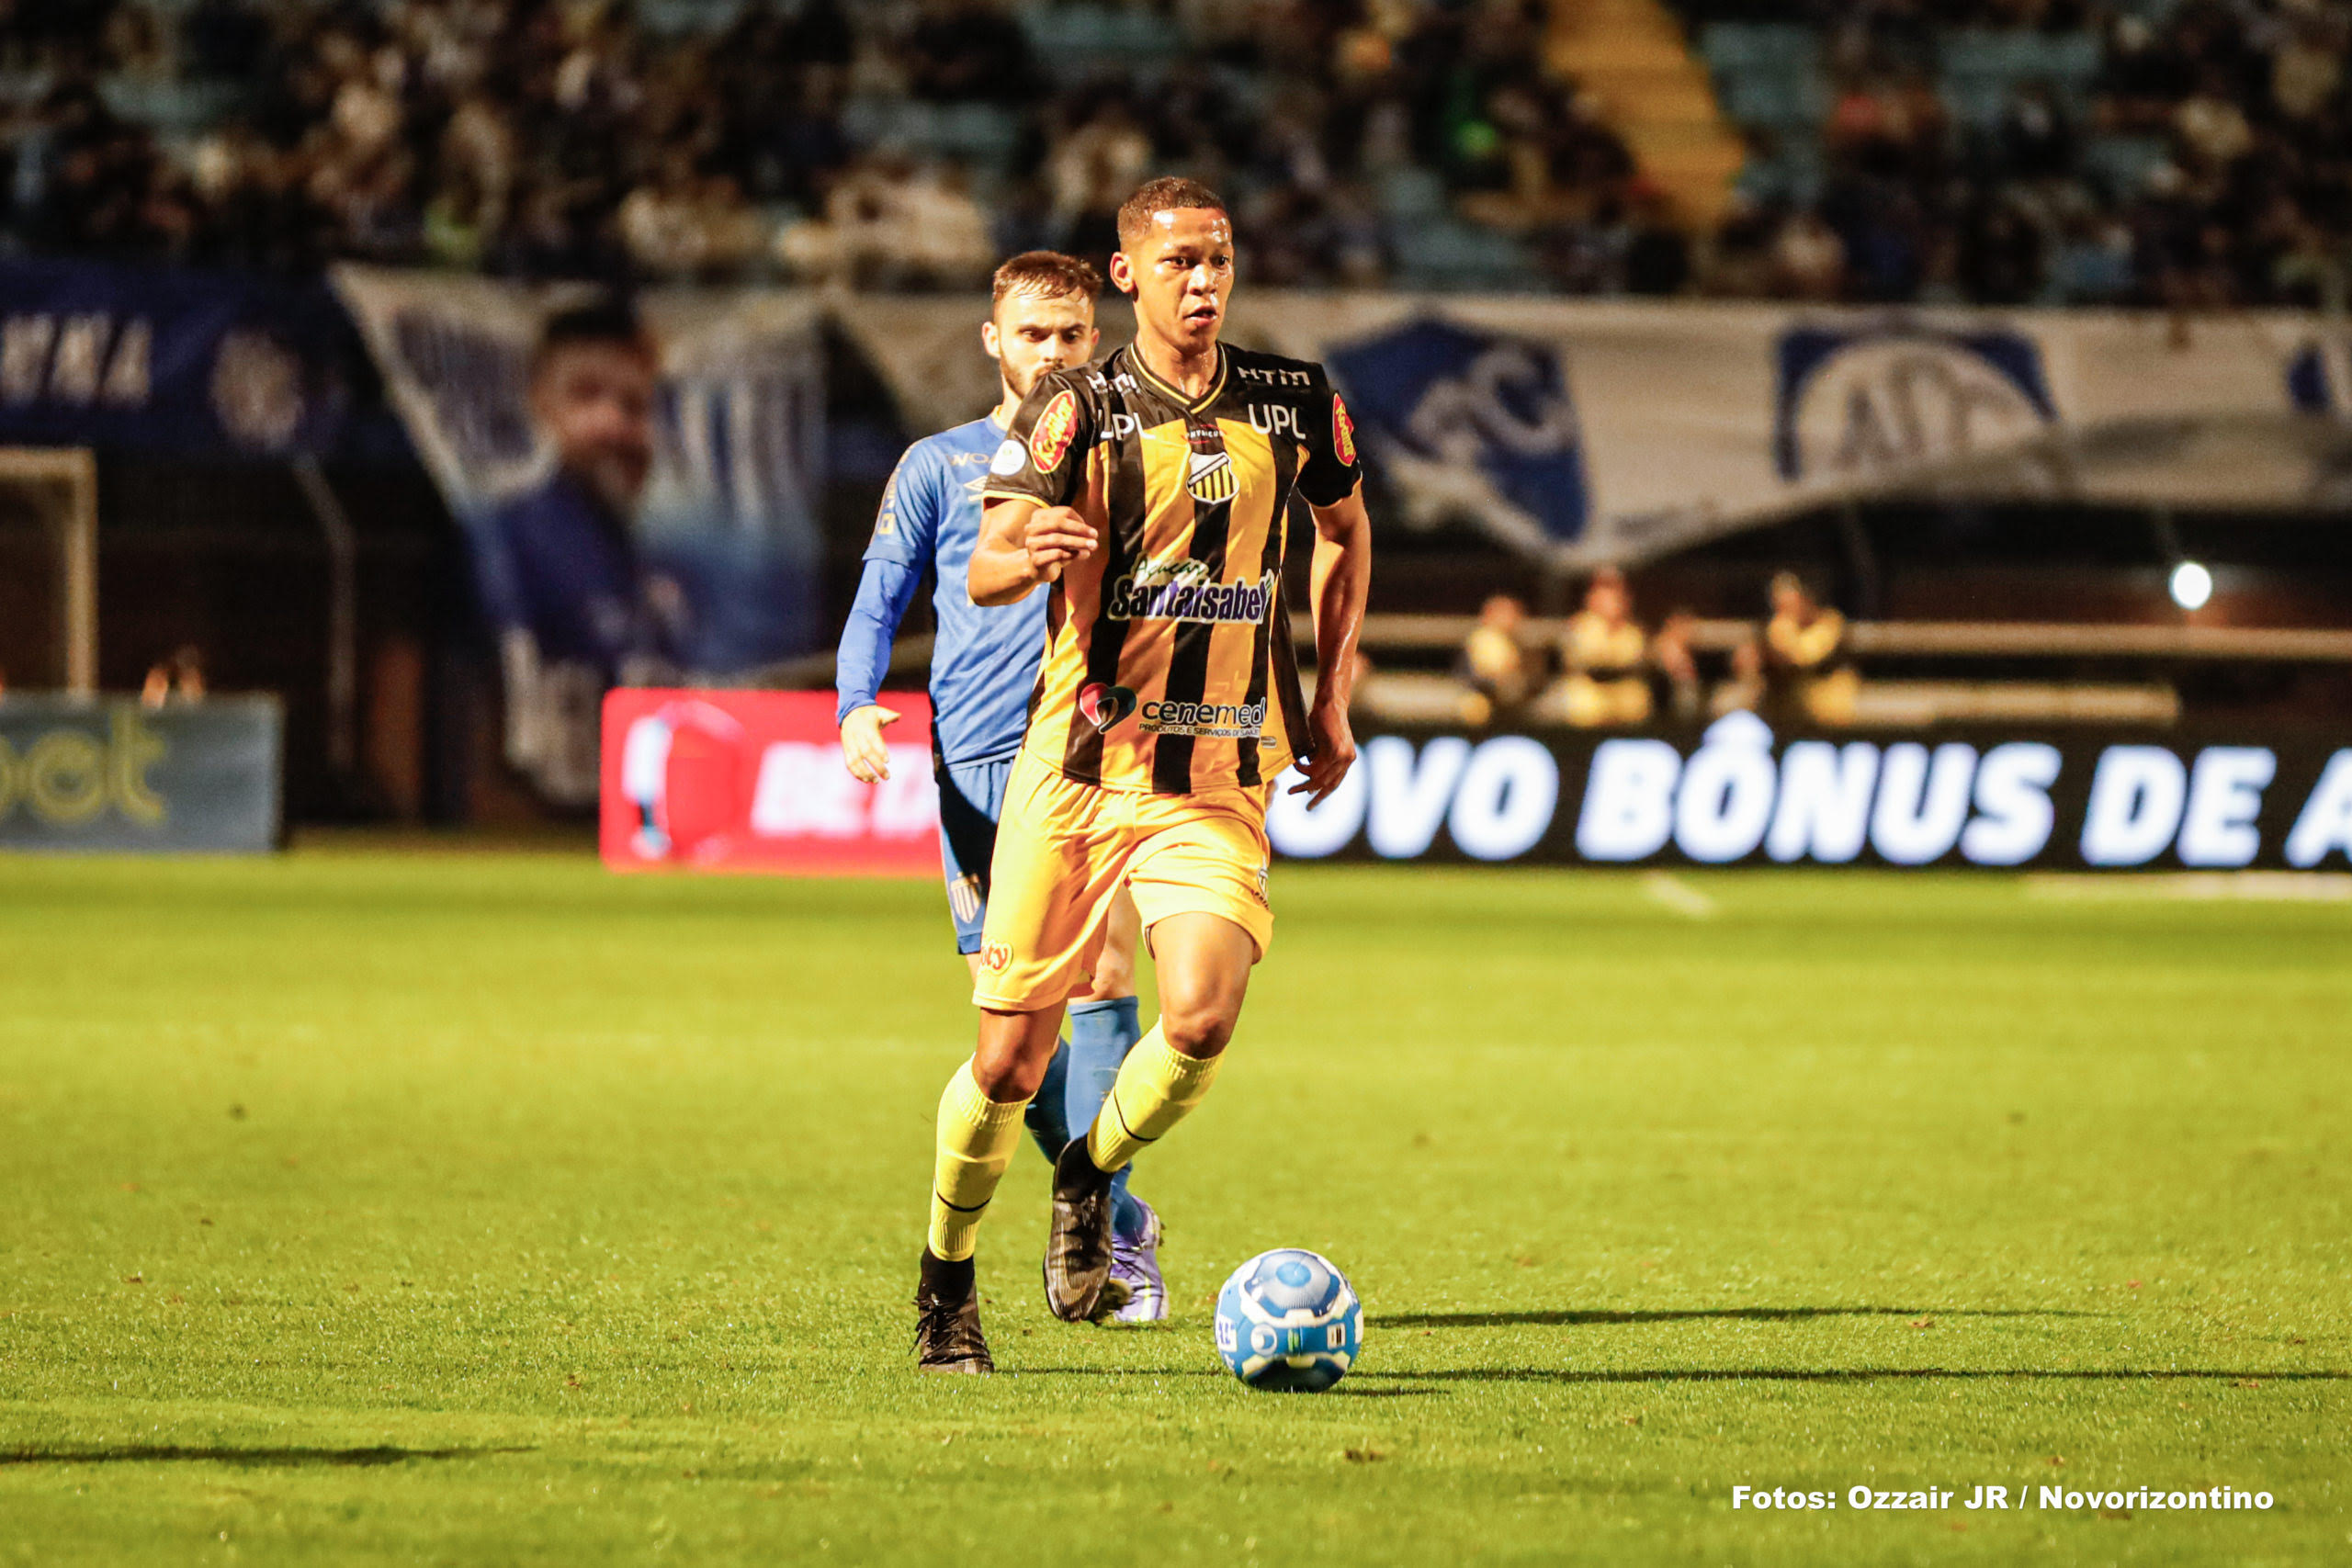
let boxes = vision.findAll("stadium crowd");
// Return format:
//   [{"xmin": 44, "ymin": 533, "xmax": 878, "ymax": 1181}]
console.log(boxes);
[{"xmin": 0, "ymin": 0, "xmax": 2344, "ymax": 304}]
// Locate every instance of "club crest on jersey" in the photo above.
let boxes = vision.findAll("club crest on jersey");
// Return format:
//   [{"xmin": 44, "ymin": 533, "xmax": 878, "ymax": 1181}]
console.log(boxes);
[
  {"xmin": 1332, "ymin": 394, "xmax": 1358, "ymax": 467},
  {"xmin": 1078, "ymin": 681, "xmax": 1139, "ymax": 732},
  {"xmin": 1185, "ymin": 419, "xmax": 1237, "ymax": 504},
  {"xmin": 1187, "ymin": 449, "xmax": 1238, "ymax": 504},
  {"xmin": 1029, "ymin": 389, "xmax": 1080, "ymax": 473}
]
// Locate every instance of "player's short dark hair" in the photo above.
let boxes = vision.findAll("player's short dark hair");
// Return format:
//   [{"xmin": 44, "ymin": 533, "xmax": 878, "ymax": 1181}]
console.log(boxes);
[
  {"xmin": 531, "ymin": 297, "xmax": 655, "ymax": 380},
  {"xmin": 990, "ymin": 251, "xmax": 1102, "ymax": 310},
  {"xmin": 1115, "ymin": 176, "xmax": 1227, "ymax": 247}
]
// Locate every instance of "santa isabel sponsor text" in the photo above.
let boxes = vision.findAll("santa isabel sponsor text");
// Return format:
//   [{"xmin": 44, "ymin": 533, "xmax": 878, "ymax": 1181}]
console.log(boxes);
[
  {"xmin": 1105, "ymin": 562, "xmax": 1278, "ymax": 624},
  {"xmin": 1732, "ymin": 1483, "xmax": 2274, "ymax": 1512}
]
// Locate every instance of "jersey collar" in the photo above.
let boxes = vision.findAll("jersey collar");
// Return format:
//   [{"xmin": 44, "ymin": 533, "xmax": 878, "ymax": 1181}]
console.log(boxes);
[{"xmin": 1127, "ymin": 342, "xmax": 1227, "ymax": 413}]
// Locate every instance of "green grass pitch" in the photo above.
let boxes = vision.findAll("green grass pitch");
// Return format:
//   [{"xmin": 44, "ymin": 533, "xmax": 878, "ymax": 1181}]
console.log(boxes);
[{"xmin": 0, "ymin": 850, "xmax": 2345, "ymax": 1564}]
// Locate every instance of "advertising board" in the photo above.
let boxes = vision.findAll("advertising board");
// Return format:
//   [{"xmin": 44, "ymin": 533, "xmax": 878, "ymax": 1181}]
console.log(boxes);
[
  {"xmin": 600, "ymin": 690, "xmax": 939, "ymax": 875},
  {"xmin": 0, "ymin": 696, "xmax": 281, "ymax": 853},
  {"xmin": 1266, "ymin": 713, "xmax": 2352, "ymax": 872}
]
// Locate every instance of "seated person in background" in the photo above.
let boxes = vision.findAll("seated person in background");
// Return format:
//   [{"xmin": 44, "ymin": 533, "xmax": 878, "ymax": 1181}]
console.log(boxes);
[
  {"xmin": 1559, "ymin": 566, "xmax": 1651, "ymax": 727},
  {"xmin": 1650, "ymin": 607, "xmax": 1703, "ymax": 724},
  {"xmin": 1713, "ymin": 634, "xmax": 1765, "ymax": 716},
  {"xmin": 1762, "ymin": 570, "xmax": 1859, "ymax": 727},
  {"xmin": 141, "ymin": 645, "xmax": 207, "ymax": 707},
  {"xmin": 1455, "ymin": 592, "xmax": 1541, "ymax": 726}
]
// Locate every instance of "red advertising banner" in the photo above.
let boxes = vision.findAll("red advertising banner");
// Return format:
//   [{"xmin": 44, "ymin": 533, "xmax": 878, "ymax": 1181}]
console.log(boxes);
[{"xmin": 599, "ymin": 690, "xmax": 940, "ymax": 875}]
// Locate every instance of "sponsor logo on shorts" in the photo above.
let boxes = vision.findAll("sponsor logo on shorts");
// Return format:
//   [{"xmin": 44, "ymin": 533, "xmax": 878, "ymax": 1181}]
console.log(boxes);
[
  {"xmin": 978, "ymin": 941, "xmax": 1013, "ymax": 973},
  {"xmin": 1331, "ymin": 394, "xmax": 1358, "ymax": 468},
  {"xmin": 1140, "ymin": 698, "xmax": 1266, "ymax": 739},
  {"xmin": 1028, "ymin": 389, "xmax": 1080, "ymax": 473},
  {"xmin": 1103, "ymin": 558, "xmax": 1277, "ymax": 625},
  {"xmin": 1078, "ymin": 682, "xmax": 1139, "ymax": 732},
  {"xmin": 1250, "ymin": 860, "xmax": 1271, "ymax": 907},
  {"xmin": 948, "ymin": 874, "xmax": 982, "ymax": 925}
]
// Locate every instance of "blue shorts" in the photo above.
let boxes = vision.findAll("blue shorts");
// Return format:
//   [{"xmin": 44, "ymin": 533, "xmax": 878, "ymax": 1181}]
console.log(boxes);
[{"xmin": 936, "ymin": 753, "xmax": 1016, "ymax": 954}]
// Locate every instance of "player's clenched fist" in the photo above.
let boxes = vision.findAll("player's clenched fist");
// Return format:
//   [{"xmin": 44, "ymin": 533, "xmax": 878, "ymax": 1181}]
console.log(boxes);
[{"xmin": 1024, "ymin": 505, "xmax": 1097, "ymax": 581}]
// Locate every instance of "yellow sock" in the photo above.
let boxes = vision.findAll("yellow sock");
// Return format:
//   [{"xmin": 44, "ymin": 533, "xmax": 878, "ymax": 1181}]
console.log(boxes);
[
  {"xmin": 1086, "ymin": 1025, "xmax": 1221, "ymax": 1171},
  {"xmin": 927, "ymin": 1062, "xmax": 1031, "ymax": 1262}
]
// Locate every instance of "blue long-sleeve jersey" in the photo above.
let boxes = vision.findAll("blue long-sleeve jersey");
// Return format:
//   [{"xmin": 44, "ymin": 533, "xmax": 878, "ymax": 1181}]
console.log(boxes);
[{"xmin": 835, "ymin": 416, "xmax": 1046, "ymax": 767}]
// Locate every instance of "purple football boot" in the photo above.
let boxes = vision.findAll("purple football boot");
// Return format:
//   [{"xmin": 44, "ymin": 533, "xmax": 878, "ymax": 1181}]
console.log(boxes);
[{"xmin": 1107, "ymin": 1199, "xmax": 1166, "ymax": 1323}]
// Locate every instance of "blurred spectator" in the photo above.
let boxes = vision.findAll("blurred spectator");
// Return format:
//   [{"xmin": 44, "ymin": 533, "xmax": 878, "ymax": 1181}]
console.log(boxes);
[
  {"xmin": 776, "ymin": 154, "xmax": 992, "ymax": 288},
  {"xmin": 1762, "ymin": 571, "xmax": 1859, "ymax": 728},
  {"xmin": 1713, "ymin": 632, "xmax": 1765, "ymax": 718},
  {"xmin": 1773, "ymin": 209, "xmax": 1846, "ymax": 300},
  {"xmin": 1455, "ymin": 592, "xmax": 1541, "ymax": 727},
  {"xmin": 141, "ymin": 645, "xmax": 207, "ymax": 706},
  {"xmin": 1559, "ymin": 567, "xmax": 1652, "ymax": 728},
  {"xmin": 1046, "ymin": 98, "xmax": 1153, "ymax": 261},
  {"xmin": 903, "ymin": 0, "xmax": 1032, "ymax": 104},
  {"xmin": 1651, "ymin": 608, "xmax": 1703, "ymax": 724}
]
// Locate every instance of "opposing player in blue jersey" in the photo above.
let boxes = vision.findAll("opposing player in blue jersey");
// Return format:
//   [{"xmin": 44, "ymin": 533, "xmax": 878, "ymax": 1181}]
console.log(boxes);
[{"xmin": 835, "ymin": 252, "xmax": 1165, "ymax": 1331}]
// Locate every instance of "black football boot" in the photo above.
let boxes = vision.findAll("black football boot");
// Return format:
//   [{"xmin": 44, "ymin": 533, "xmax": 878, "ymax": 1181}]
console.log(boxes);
[
  {"xmin": 1042, "ymin": 1139, "xmax": 1125, "ymax": 1323},
  {"xmin": 913, "ymin": 1250, "xmax": 992, "ymax": 1374}
]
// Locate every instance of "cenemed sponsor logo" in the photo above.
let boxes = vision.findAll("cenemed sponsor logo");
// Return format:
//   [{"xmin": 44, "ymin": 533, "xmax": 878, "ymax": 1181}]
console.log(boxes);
[
  {"xmin": 1141, "ymin": 698, "xmax": 1267, "ymax": 739},
  {"xmin": 1105, "ymin": 559, "xmax": 1279, "ymax": 624}
]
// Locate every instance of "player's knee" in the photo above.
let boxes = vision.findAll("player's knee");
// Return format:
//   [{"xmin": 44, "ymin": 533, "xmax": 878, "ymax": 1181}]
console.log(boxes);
[
  {"xmin": 1156, "ymin": 981, "xmax": 1243, "ymax": 1059},
  {"xmin": 971, "ymin": 1048, "xmax": 1050, "ymax": 1102},
  {"xmin": 971, "ymin": 1018, "xmax": 1060, "ymax": 1100}
]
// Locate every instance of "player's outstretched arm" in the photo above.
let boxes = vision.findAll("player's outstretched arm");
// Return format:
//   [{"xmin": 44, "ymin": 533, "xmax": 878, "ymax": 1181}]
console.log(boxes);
[
  {"xmin": 969, "ymin": 497, "xmax": 1097, "ymax": 607},
  {"xmin": 1293, "ymin": 484, "xmax": 1372, "ymax": 807},
  {"xmin": 836, "ymin": 554, "xmax": 925, "ymax": 783}
]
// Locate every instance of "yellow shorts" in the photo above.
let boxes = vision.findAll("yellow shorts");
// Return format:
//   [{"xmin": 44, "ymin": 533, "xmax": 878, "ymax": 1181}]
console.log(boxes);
[{"xmin": 973, "ymin": 750, "xmax": 1274, "ymax": 1012}]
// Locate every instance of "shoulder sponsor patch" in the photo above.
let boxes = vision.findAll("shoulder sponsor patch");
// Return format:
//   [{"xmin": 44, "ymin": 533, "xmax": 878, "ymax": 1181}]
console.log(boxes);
[
  {"xmin": 1331, "ymin": 394, "xmax": 1358, "ymax": 468},
  {"xmin": 1028, "ymin": 389, "xmax": 1080, "ymax": 474},
  {"xmin": 989, "ymin": 437, "xmax": 1027, "ymax": 477}
]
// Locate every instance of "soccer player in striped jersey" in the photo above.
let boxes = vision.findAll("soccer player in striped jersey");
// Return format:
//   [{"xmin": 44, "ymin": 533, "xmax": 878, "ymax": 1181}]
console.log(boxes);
[
  {"xmin": 913, "ymin": 178, "xmax": 1373, "ymax": 1372},
  {"xmin": 835, "ymin": 253, "xmax": 1170, "ymax": 1327}
]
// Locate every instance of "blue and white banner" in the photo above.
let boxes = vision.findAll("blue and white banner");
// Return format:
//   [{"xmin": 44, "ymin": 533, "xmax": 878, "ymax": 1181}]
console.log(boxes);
[
  {"xmin": 838, "ymin": 294, "xmax": 2349, "ymax": 565},
  {"xmin": 1229, "ymin": 299, "xmax": 2351, "ymax": 565},
  {"xmin": 1268, "ymin": 716, "xmax": 2352, "ymax": 872},
  {"xmin": 0, "ymin": 255, "xmax": 357, "ymax": 457},
  {"xmin": 334, "ymin": 267, "xmax": 827, "ymax": 804}
]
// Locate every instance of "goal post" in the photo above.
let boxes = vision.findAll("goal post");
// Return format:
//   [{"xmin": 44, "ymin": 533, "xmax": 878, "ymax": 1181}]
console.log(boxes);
[{"xmin": 0, "ymin": 447, "xmax": 97, "ymax": 697}]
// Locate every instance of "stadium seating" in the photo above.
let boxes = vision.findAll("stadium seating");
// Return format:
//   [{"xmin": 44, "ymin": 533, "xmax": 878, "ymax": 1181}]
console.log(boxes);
[
  {"xmin": 840, "ymin": 99, "xmax": 1023, "ymax": 173},
  {"xmin": 0, "ymin": 0, "xmax": 2342, "ymax": 306},
  {"xmin": 1016, "ymin": 5, "xmax": 1185, "ymax": 71}
]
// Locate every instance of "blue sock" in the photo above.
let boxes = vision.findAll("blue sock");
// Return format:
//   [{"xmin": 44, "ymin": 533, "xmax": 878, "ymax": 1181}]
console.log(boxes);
[
  {"xmin": 1067, "ymin": 997, "xmax": 1150, "ymax": 1242},
  {"xmin": 1023, "ymin": 1040, "xmax": 1072, "ymax": 1166}
]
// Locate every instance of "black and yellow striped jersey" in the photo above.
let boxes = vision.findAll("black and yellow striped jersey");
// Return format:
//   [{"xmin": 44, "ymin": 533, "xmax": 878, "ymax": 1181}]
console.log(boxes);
[{"xmin": 981, "ymin": 342, "xmax": 1362, "ymax": 795}]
